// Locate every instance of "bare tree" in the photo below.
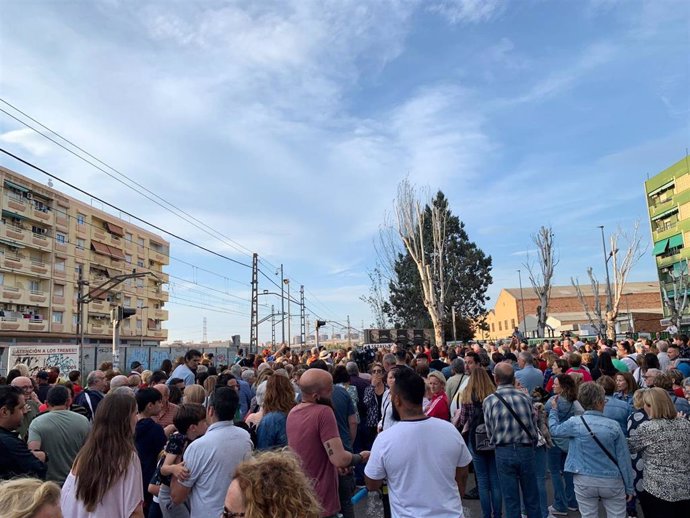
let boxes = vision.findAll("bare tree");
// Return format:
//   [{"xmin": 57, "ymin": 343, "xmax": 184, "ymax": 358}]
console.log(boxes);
[
  {"xmin": 571, "ymin": 268, "xmax": 606, "ymax": 336},
  {"xmin": 573, "ymin": 222, "xmax": 646, "ymax": 339},
  {"xmin": 385, "ymin": 178, "xmax": 449, "ymax": 346},
  {"xmin": 524, "ymin": 226, "xmax": 558, "ymax": 337},
  {"xmin": 360, "ymin": 265, "xmax": 389, "ymax": 328},
  {"xmin": 605, "ymin": 222, "xmax": 646, "ymax": 339},
  {"xmin": 661, "ymin": 259, "xmax": 689, "ymax": 329}
]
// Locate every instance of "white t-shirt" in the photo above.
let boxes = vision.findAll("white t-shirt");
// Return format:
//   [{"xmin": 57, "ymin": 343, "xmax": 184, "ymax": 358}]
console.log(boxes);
[{"xmin": 365, "ymin": 416, "xmax": 472, "ymax": 518}]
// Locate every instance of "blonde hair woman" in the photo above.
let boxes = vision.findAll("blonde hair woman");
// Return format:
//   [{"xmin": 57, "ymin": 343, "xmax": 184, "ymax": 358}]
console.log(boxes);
[
  {"xmin": 223, "ymin": 450, "xmax": 321, "ymax": 518},
  {"xmin": 628, "ymin": 388, "xmax": 690, "ymax": 517},
  {"xmin": 0, "ymin": 478, "xmax": 62, "ymax": 518},
  {"xmin": 182, "ymin": 384, "xmax": 206, "ymax": 405}
]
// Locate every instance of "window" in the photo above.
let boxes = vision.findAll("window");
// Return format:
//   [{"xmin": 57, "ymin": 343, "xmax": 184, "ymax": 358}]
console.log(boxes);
[
  {"xmin": 72, "ymin": 315, "xmax": 78, "ymax": 326},
  {"xmin": 76, "ymin": 238, "xmax": 85, "ymax": 249},
  {"xmin": 136, "ymin": 299, "xmax": 144, "ymax": 308},
  {"xmin": 136, "ymin": 319, "xmax": 142, "ymax": 330},
  {"xmin": 0, "ymin": 273, "xmax": 3, "ymax": 285},
  {"xmin": 77, "ymin": 213, "xmax": 85, "ymax": 225},
  {"xmin": 75, "ymin": 263, "xmax": 83, "ymax": 275},
  {"xmin": 56, "ymin": 233, "xmax": 66, "ymax": 244},
  {"xmin": 137, "ymin": 258, "xmax": 144, "ymax": 267},
  {"xmin": 54, "ymin": 259, "xmax": 65, "ymax": 273},
  {"xmin": 32, "ymin": 225, "xmax": 47, "ymax": 235},
  {"xmin": 125, "ymin": 254, "xmax": 132, "ymax": 264},
  {"xmin": 52, "ymin": 311, "xmax": 63, "ymax": 324},
  {"xmin": 504, "ymin": 320, "xmax": 508, "ymax": 331},
  {"xmin": 498, "ymin": 321, "xmax": 502, "ymax": 331},
  {"xmin": 54, "ymin": 284, "xmax": 64, "ymax": 296},
  {"xmin": 125, "ymin": 232, "xmax": 133, "ymax": 242},
  {"xmin": 491, "ymin": 323, "xmax": 495, "ymax": 332},
  {"xmin": 124, "ymin": 296, "xmax": 132, "ymax": 308},
  {"xmin": 137, "ymin": 237, "xmax": 145, "ymax": 248},
  {"xmin": 511, "ymin": 319, "xmax": 516, "ymax": 329},
  {"xmin": 29, "ymin": 280, "xmax": 41, "ymax": 293},
  {"xmin": 136, "ymin": 278, "xmax": 144, "ymax": 288}
]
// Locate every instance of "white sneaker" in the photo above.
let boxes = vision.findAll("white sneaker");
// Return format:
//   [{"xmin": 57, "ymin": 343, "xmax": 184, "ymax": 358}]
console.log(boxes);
[{"xmin": 548, "ymin": 506, "xmax": 568, "ymax": 516}]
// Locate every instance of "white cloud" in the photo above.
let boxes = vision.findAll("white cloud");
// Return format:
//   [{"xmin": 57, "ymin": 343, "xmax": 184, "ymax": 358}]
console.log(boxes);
[
  {"xmin": 428, "ymin": 0, "xmax": 506, "ymax": 24},
  {"xmin": 0, "ymin": 128, "xmax": 54, "ymax": 156}
]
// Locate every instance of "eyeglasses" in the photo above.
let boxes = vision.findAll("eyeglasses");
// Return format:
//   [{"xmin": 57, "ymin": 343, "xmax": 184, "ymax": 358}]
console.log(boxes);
[
  {"xmin": 371, "ymin": 369, "xmax": 383, "ymax": 374},
  {"xmin": 222, "ymin": 508, "xmax": 245, "ymax": 518}
]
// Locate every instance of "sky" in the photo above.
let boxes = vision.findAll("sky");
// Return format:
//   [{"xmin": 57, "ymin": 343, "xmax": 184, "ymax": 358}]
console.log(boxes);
[{"xmin": 0, "ymin": 0, "xmax": 688, "ymax": 344}]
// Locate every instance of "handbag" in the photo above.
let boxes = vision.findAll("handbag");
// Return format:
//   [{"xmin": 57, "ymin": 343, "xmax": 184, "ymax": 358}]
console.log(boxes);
[{"xmin": 470, "ymin": 400, "xmax": 494, "ymax": 452}]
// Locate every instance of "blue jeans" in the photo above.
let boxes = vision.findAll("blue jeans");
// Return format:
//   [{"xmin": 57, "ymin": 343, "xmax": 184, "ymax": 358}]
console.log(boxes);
[
  {"xmin": 534, "ymin": 446, "xmax": 548, "ymax": 518},
  {"xmin": 547, "ymin": 445, "xmax": 577, "ymax": 512},
  {"xmin": 470, "ymin": 445, "xmax": 503, "ymax": 518},
  {"xmin": 495, "ymin": 445, "xmax": 541, "ymax": 518}
]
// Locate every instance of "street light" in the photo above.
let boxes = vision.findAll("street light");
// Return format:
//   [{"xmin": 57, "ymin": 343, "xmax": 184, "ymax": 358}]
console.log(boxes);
[
  {"xmin": 517, "ymin": 269, "xmax": 527, "ymax": 337},
  {"xmin": 139, "ymin": 306, "xmax": 149, "ymax": 347},
  {"xmin": 284, "ymin": 278, "xmax": 291, "ymax": 346},
  {"xmin": 598, "ymin": 225, "xmax": 614, "ymax": 313}
]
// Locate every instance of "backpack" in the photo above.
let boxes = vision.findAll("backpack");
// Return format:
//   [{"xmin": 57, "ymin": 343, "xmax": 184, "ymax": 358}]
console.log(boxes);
[{"xmin": 469, "ymin": 400, "xmax": 494, "ymax": 453}]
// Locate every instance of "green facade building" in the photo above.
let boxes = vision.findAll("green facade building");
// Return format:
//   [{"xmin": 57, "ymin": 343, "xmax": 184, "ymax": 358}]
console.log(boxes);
[{"xmin": 645, "ymin": 156, "xmax": 690, "ymax": 325}]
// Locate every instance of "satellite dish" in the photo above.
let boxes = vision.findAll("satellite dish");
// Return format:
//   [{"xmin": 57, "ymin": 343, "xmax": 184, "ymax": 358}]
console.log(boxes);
[{"xmin": 47, "ymin": 179, "xmax": 54, "ymax": 187}]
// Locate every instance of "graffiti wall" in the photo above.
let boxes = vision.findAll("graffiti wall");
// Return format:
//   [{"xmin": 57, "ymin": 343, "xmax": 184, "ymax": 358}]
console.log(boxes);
[{"xmin": 8, "ymin": 345, "xmax": 79, "ymax": 375}]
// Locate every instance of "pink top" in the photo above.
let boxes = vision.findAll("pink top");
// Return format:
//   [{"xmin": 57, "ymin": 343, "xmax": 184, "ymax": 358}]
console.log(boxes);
[{"xmin": 60, "ymin": 454, "xmax": 143, "ymax": 518}]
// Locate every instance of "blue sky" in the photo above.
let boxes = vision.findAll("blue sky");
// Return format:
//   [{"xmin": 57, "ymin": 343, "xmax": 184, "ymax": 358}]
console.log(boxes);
[{"xmin": 0, "ymin": 0, "xmax": 688, "ymax": 343}]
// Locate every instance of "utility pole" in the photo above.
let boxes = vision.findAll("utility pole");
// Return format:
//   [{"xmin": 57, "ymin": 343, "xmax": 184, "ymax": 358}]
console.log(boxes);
[
  {"xmin": 271, "ymin": 304, "xmax": 276, "ymax": 347},
  {"xmin": 250, "ymin": 253, "xmax": 259, "ymax": 354},
  {"xmin": 517, "ymin": 269, "xmax": 527, "ymax": 336},
  {"xmin": 284, "ymin": 278, "xmax": 291, "ymax": 346},
  {"xmin": 202, "ymin": 316, "xmax": 207, "ymax": 344},
  {"xmin": 280, "ymin": 264, "xmax": 285, "ymax": 345},
  {"xmin": 347, "ymin": 315, "xmax": 352, "ymax": 348},
  {"xmin": 598, "ymin": 225, "xmax": 614, "ymax": 313},
  {"xmin": 76, "ymin": 271, "xmax": 87, "ymax": 371},
  {"xmin": 306, "ymin": 315, "xmax": 311, "ymax": 345},
  {"xmin": 300, "ymin": 285, "xmax": 305, "ymax": 348}
]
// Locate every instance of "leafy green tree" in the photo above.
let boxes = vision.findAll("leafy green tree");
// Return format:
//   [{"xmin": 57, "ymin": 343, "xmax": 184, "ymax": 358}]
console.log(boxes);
[{"xmin": 385, "ymin": 191, "xmax": 492, "ymax": 342}]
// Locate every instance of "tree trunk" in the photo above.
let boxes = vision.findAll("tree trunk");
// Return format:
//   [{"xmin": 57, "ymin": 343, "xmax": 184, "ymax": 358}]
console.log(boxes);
[{"xmin": 605, "ymin": 311, "xmax": 616, "ymax": 340}]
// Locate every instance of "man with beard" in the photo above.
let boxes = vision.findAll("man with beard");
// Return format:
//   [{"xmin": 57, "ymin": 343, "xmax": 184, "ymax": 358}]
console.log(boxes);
[
  {"xmin": 365, "ymin": 368, "xmax": 472, "ymax": 518},
  {"xmin": 287, "ymin": 369, "xmax": 370, "ymax": 518}
]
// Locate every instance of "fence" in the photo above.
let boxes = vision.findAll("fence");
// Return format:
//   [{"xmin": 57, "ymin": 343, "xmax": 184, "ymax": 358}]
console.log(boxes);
[{"xmin": 0, "ymin": 345, "xmax": 240, "ymax": 377}]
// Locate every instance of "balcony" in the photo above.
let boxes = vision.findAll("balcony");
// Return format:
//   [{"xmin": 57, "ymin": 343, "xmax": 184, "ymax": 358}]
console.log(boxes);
[
  {"xmin": 0, "ymin": 285, "xmax": 50, "ymax": 307},
  {"xmin": 0, "ymin": 316, "xmax": 49, "ymax": 333},
  {"xmin": 649, "ymin": 198, "xmax": 676, "ymax": 218},
  {"xmin": 149, "ymin": 251, "xmax": 170, "ymax": 265},
  {"xmin": 152, "ymin": 308, "xmax": 169, "ymax": 320},
  {"xmin": 88, "ymin": 322, "xmax": 109, "ymax": 335},
  {"xmin": 3, "ymin": 193, "xmax": 30, "ymax": 216},
  {"xmin": 0, "ymin": 222, "xmax": 28, "ymax": 244},
  {"xmin": 30, "ymin": 206, "xmax": 53, "ymax": 225},
  {"xmin": 28, "ymin": 232, "xmax": 52, "ymax": 252}
]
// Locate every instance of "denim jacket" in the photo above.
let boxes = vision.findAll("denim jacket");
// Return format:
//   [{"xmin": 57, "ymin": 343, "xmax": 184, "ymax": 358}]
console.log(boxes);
[
  {"xmin": 548, "ymin": 409, "xmax": 635, "ymax": 494},
  {"xmin": 603, "ymin": 396, "xmax": 631, "ymax": 436}
]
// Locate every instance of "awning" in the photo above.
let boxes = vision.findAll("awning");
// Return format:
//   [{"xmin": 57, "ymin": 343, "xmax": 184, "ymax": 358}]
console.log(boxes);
[
  {"xmin": 651, "ymin": 207, "xmax": 678, "ymax": 221},
  {"xmin": 0, "ymin": 238, "xmax": 25, "ymax": 248},
  {"xmin": 668, "ymin": 234, "xmax": 684, "ymax": 249},
  {"xmin": 653, "ymin": 239, "xmax": 669, "ymax": 256},
  {"xmin": 107, "ymin": 246, "xmax": 125, "ymax": 260},
  {"xmin": 105, "ymin": 222, "xmax": 124, "ymax": 237},
  {"xmin": 2, "ymin": 209, "xmax": 27, "ymax": 221},
  {"xmin": 91, "ymin": 241, "xmax": 111, "ymax": 256},
  {"xmin": 648, "ymin": 180, "xmax": 675, "ymax": 197},
  {"xmin": 3, "ymin": 180, "xmax": 29, "ymax": 193},
  {"xmin": 106, "ymin": 267, "xmax": 121, "ymax": 278}
]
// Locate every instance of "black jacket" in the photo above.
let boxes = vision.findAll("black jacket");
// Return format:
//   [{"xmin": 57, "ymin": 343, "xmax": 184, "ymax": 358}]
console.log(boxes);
[{"xmin": 0, "ymin": 427, "xmax": 47, "ymax": 480}]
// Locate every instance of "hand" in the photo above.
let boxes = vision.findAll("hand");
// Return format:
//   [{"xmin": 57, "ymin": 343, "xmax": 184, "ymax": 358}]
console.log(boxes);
[
  {"xmin": 678, "ymin": 411, "xmax": 687, "ymax": 420},
  {"xmin": 551, "ymin": 396, "xmax": 558, "ymax": 410},
  {"xmin": 360, "ymin": 451, "xmax": 370, "ymax": 463},
  {"xmin": 626, "ymin": 494, "xmax": 635, "ymax": 502},
  {"xmin": 164, "ymin": 424, "xmax": 177, "ymax": 435},
  {"xmin": 172, "ymin": 462, "xmax": 190, "ymax": 481}
]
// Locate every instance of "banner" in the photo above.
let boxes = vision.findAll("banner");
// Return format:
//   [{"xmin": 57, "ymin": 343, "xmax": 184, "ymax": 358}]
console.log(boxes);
[{"xmin": 8, "ymin": 345, "xmax": 79, "ymax": 375}]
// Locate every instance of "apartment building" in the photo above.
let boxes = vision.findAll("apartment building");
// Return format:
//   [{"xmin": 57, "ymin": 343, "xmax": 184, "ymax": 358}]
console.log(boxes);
[
  {"xmin": 645, "ymin": 156, "xmax": 690, "ymax": 327},
  {"xmin": 0, "ymin": 165, "xmax": 169, "ymax": 346}
]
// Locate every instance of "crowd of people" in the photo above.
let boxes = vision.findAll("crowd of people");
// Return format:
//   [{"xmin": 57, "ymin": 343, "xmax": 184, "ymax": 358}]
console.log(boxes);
[{"xmin": 1, "ymin": 334, "xmax": 690, "ymax": 518}]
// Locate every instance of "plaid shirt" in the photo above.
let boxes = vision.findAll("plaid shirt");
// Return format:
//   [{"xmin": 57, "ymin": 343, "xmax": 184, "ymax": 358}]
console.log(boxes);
[{"xmin": 482, "ymin": 385, "xmax": 538, "ymax": 446}]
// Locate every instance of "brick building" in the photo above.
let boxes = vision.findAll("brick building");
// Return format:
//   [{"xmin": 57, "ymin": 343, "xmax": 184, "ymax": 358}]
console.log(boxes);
[{"xmin": 481, "ymin": 282, "xmax": 663, "ymax": 340}]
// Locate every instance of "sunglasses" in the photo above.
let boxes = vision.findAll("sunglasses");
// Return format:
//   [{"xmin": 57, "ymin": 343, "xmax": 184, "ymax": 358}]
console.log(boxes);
[
  {"xmin": 222, "ymin": 508, "xmax": 244, "ymax": 518},
  {"xmin": 371, "ymin": 369, "xmax": 383, "ymax": 374}
]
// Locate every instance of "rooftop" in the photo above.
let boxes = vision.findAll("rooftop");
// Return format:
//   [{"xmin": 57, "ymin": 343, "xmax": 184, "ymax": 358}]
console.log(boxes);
[{"xmin": 504, "ymin": 281, "xmax": 660, "ymax": 300}]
